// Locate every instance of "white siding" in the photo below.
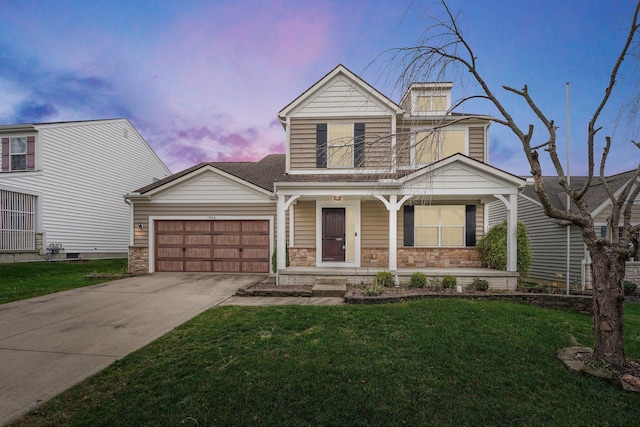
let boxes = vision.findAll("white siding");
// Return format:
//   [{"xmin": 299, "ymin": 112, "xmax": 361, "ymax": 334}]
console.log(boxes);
[
  {"xmin": 294, "ymin": 76, "xmax": 390, "ymax": 117},
  {"xmin": 0, "ymin": 119, "xmax": 170, "ymax": 254},
  {"xmin": 151, "ymin": 170, "xmax": 273, "ymax": 203},
  {"xmin": 403, "ymin": 163, "xmax": 517, "ymax": 195}
]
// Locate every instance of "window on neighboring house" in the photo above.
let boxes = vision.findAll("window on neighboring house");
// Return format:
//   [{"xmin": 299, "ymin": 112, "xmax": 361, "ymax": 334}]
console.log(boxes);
[
  {"xmin": 416, "ymin": 95, "xmax": 447, "ymax": 112},
  {"xmin": 415, "ymin": 129, "xmax": 465, "ymax": 164},
  {"xmin": 316, "ymin": 123, "xmax": 365, "ymax": 169},
  {"xmin": 404, "ymin": 204, "xmax": 476, "ymax": 247},
  {"xmin": 1, "ymin": 136, "xmax": 35, "ymax": 172},
  {"xmin": 0, "ymin": 189, "xmax": 36, "ymax": 250}
]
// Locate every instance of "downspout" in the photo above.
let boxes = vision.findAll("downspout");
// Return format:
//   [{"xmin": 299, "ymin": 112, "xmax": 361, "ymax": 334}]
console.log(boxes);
[{"xmin": 565, "ymin": 82, "xmax": 571, "ymax": 296}]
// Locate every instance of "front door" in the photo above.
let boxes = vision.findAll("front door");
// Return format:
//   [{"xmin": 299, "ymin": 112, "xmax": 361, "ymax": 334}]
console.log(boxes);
[{"xmin": 322, "ymin": 208, "xmax": 346, "ymax": 262}]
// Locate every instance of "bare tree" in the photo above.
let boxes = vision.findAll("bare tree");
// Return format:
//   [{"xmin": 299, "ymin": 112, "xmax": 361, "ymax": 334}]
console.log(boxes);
[{"xmin": 380, "ymin": 1, "xmax": 640, "ymax": 372}]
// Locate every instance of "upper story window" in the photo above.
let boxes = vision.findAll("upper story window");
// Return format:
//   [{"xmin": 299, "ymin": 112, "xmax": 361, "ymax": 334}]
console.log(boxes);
[
  {"xmin": 415, "ymin": 128, "xmax": 465, "ymax": 164},
  {"xmin": 316, "ymin": 123, "xmax": 365, "ymax": 169},
  {"xmin": 416, "ymin": 95, "xmax": 447, "ymax": 113},
  {"xmin": 1, "ymin": 136, "xmax": 36, "ymax": 172}
]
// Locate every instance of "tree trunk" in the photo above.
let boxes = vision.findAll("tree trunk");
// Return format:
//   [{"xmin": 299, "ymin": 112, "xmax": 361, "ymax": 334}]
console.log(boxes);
[{"xmin": 590, "ymin": 243, "xmax": 626, "ymax": 371}]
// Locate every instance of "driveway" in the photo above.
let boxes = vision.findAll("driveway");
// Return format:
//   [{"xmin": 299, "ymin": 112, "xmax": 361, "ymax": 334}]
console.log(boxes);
[{"xmin": 0, "ymin": 273, "xmax": 262, "ymax": 426}]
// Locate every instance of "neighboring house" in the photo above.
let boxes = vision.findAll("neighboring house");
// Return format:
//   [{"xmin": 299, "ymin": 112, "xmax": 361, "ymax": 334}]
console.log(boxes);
[
  {"xmin": 487, "ymin": 171, "xmax": 640, "ymax": 289},
  {"xmin": 126, "ymin": 65, "xmax": 525, "ymax": 288},
  {"xmin": 0, "ymin": 119, "xmax": 171, "ymax": 262}
]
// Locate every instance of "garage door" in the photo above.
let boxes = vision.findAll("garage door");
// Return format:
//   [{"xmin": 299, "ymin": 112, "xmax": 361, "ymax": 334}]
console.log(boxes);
[{"xmin": 155, "ymin": 220, "xmax": 270, "ymax": 273}]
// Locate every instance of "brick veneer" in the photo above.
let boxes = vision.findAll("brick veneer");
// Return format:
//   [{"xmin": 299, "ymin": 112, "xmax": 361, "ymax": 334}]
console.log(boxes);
[{"xmin": 129, "ymin": 246, "xmax": 149, "ymax": 275}]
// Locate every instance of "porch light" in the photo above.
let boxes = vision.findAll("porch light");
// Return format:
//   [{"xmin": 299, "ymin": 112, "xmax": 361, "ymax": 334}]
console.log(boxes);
[
  {"xmin": 137, "ymin": 223, "xmax": 144, "ymax": 230},
  {"xmin": 332, "ymin": 196, "xmax": 343, "ymax": 202}
]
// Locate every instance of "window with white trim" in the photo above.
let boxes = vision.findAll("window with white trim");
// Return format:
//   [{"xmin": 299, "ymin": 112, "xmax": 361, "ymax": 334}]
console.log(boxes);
[
  {"xmin": 415, "ymin": 129, "xmax": 465, "ymax": 164},
  {"xmin": 1, "ymin": 136, "xmax": 36, "ymax": 172},
  {"xmin": 415, "ymin": 205, "xmax": 465, "ymax": 247}
]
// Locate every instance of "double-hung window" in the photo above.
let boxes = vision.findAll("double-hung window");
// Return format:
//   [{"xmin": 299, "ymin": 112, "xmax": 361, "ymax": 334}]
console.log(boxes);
[
  {"xmin": 415, "ymin": 129, "xmax": 465, "ymax": 164},
  {"xmin": 1, "ymin": 136, "xmax": 36, "ymax": 172},
  {"xmin": 316, "ymin": 123, "xmax": 365, "ymax": 169},
  {"xmin": 414, "ymin": 205, "xmax": 465, "ymax": 247}
]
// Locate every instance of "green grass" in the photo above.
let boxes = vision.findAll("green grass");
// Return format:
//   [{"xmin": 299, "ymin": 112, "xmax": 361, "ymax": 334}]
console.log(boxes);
[
  {"xmin": 12, "ymin": 300, "xmax": 640, "ymax": 426},
  {"xmin": 0, "ymin": 259, "xmax": 128, "ymax": 304}
]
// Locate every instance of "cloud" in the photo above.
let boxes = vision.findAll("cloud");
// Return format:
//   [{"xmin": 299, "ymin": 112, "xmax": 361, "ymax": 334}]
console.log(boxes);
[{"xmin": 14, "ymin": 101, "xmax": 58, "ymax": 123}]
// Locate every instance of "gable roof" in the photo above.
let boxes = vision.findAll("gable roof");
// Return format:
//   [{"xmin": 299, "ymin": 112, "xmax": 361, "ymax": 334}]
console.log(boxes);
[
  {"xmin": 521, "ymin": 170, "xmax": 639, "ymax": 212},
  {"xmin": 277, "ymin": 64, "xmax": 403, "ymax": 119},
  {"xmin": 133, "ymin": 154, "xmax": 286, "ymax": 194},
  {"xmin": 0, "ymin": 118, "xmax": 129, "ymax": 134}
]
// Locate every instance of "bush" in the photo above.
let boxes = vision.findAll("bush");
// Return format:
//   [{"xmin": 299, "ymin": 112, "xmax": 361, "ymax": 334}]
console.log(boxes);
[
  {"xmin": 477, "ymin": 221, "xmax": 532, "ymax": 278},
  {"xmin": 442, "ymin": 274, "xmax": 457, "ymax": 289},
  {"xmin": 427, "ymin": 277, "xmax": 442, "ymax": 291},
  {"xmin": 365, "ymin": 282, "xmax": 384, "ymax": 296},
  {"xmin": 472, "ymin": 277, "xmax": 490, "ymax": 292},
  {"xmin": 374, "ymin": 271, "xmax": 395, "ymax": 288},
  {"xmin": 624, "ymin": 281, "xmax": 637, "ymax": 296},
  {"xmin": 408, "ymin": 272, "xmax": 427, "ymax": 288}
]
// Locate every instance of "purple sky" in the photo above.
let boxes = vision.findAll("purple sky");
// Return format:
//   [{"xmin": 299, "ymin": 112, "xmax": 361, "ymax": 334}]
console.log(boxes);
[{"xmin": 1, "ymin": 0, "xmax": 638, "ymax": 176}]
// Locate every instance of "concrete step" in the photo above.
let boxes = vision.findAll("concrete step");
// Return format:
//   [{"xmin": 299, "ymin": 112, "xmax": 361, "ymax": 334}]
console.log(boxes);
[
  {"xmin": 314, "ymin": 276, "xmax": 347, "ymax": 286},
  {"xmin": 312, "ymin": 283, "xmax": 347, "ymax": 297}
]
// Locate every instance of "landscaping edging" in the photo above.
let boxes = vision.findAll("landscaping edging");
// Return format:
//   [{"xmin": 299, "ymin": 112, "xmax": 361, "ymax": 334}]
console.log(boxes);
[
  {"xmin": 84, "ymin": 273, "xmax": 132, "ymax": 280},
  {"xmin": 345, "ymin": 291, "xmax": 594, "ymax": 314}
]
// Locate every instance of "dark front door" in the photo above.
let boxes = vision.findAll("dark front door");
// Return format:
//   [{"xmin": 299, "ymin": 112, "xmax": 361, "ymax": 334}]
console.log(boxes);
[{"xmin": 322, "ymin": 208, "xmax": 346, "ymax": 262}]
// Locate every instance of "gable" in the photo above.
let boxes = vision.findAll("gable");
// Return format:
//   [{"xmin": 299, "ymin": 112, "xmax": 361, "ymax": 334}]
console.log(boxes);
[
  {"xmin": 149, "ymin": 168, "xmax": 273, "ymax": 203},
  {"xmin": 293, "ymin": 75, "xmax": 392, "ymax": 117},
  {"xmin": 402, "ymin": 158, "xmax": 523, "ymax": 196}
]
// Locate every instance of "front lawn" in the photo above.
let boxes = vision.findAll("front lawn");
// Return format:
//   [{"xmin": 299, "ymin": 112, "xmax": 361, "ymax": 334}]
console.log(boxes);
[
  {"xmin": 12, "ymin": 299, "xmax": 640, "ymax": 426},
  {"xmin": 0, "ymin": 259, "xmax": 128, "ymax": 304}
]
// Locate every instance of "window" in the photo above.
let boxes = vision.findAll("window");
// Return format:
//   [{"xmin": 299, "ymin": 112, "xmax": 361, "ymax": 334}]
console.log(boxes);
[
  {"xmin": 0, "ymin": 189, "xmax": 36, "ymax": 250},
  {"xmin": 316, "ymin": 123, "xmax": 365, "ymax": 169},
  {"xmin": 414, "ymin": 205, "xmax": 465, "ymax": 247},
  {"xmin": 415, "ymin": 129, "xmax": 465, "ymax": 164},
  {"xmin": 416, "ymin": 95, "xmax": 447, "ymax": 112},
  {"xmin": 1, "ymin": 136, "xmax": 35, "ymax": 172}
]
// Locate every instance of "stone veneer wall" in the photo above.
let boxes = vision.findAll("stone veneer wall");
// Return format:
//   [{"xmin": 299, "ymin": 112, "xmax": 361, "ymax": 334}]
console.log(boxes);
[
  {"xmin": 288, "ymin": 247, "xmax": 316, "ymax": 267},
  {"xmin": 397, "ymin": 247, "xmax": 482, "ymax": 268},
  {"xmin": 625, "ymin": 261, "xmax": 640, "ymax": 285},
  {"xmin": 129, "ymin": 246, "xmax": 149, "ymax": 275}
]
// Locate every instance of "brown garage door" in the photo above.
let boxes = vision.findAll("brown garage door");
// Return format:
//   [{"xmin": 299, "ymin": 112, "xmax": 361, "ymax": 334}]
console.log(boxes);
[{"xmin": 155, "ymin": 220, "xmax": 270, "ymax": 273}]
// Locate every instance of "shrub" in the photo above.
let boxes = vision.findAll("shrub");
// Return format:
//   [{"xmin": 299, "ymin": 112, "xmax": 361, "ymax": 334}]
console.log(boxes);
[
  {"xmin": 477, "ymin": 221, "xmax": 532, "ymax": 278},
  {"xmin": 271, "ymin": 246, "xmax": 290, "ymax": 272},
  {"xmin": 408, "ymin": 272, "xmax": 427, "ymax": 288},
  {"xmin": 472, "ymin": 277, "xmax": 490, "ymax": 292},
  {"xmin": 442, "ymin": 274, "xmax": 457, "ymax": 289},
  {"xmin": 374, "ymin": 271, "xmax": 395, "ymax": 288},
  {"xmin": 427, "ymin": 277, "xmax": 442, "ymax": 291},
  {"xmin": 624, "ymin": 281, "xmax": 637, "ymax": 296},
  {"xmin": 365, "ymin": 282, "xmax": 384, "ymax": 296}
]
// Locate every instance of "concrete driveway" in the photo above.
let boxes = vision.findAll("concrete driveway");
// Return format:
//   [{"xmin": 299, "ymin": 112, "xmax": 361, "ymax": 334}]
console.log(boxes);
[{"xmin": 0, "ymin": 273, "xmax": 262, "ymax": 426}]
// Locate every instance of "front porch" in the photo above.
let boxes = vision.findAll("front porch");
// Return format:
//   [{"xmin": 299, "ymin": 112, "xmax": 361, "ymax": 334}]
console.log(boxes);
[{"xmin": 278, "ymin": 266, "xmax": 519, "ymax": 290}]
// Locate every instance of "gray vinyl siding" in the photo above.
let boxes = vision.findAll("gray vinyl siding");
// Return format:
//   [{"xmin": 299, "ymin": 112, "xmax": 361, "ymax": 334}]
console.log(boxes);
[
  {"xmin": 488, "ymin": 196, "xmax": 585, "ymax": 283},
  {"xmin": 133, "ymin": 203, "xmax": 277, "ymax": 247},
  {"xmin": 289, "ymin": 116, "xmax": 392, "ymax": 170},
  {"xmin": 468, "ymin": 126, "xmax": 485, "ymax": 162}
]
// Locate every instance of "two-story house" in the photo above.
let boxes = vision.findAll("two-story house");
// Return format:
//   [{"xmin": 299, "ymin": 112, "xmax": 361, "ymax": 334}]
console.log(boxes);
[
  {"xmin": 0, "ymin": 119, "xmax": 171, "ymax": 262},
  {"xmin": 125, "ymin": 65, "xmax": 524, "ymax": 288}
]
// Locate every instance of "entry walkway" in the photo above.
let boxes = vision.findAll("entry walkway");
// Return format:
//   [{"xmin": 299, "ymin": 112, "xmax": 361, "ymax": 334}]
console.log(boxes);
[{"xmin": 0, "ymin": 273, "xmax": 267, "ymax": 426}]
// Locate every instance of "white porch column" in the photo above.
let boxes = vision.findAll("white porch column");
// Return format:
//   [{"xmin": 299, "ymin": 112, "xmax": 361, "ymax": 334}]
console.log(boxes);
[
  {"xmin": 388, "ymin": 194, "xmax": 398, "ymax": 271},
  {"xmin": 276, "ymin": 195, "xmax": 287, "ymax": 272},
  {"xmin": 507, "ymin": 194, "xmax": 518, "ymax": 272},
  {"xmin": 494, "ymin": 194, "xmax": 518, "ymax": 273}
]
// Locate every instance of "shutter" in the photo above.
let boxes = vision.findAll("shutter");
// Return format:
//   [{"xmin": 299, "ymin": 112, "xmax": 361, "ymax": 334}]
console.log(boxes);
[
  {"xmin": 354, "ymin": 123, "xmax": 365, "ymax": 168},
  {"xmin": 404, "ymin": 205, "xmax": 414, "ymax": 247},
  {"xmin": 465, "ymin": 205, "xmax": 476, "ymax": 247},
  {"xmin": 26, "ymin": 136, "xmax": 35, "ymax": 170},
  {"xmin": 1, "ymin": 138, "xmax": 8, "ymax": 171},
  {"xmin": 316, "ymin": 124, "xmax": 327, "ymax": 168}
]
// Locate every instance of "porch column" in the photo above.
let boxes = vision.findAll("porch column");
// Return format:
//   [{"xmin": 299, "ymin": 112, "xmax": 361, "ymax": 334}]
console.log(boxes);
[
  {"xmin": 277, "ymin": 195, "xmax": 287, "ymax": 272},
  {"xmin": 507, "ymin": 194, "xmax": 518, "ymax": 272},
  {"xmin": 493, "ymin": 194, "xmax": 518, "ymax": 272},
  {"xmin": 388, "ymin": 194, "xmax": 398, "ymax": 271}
]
